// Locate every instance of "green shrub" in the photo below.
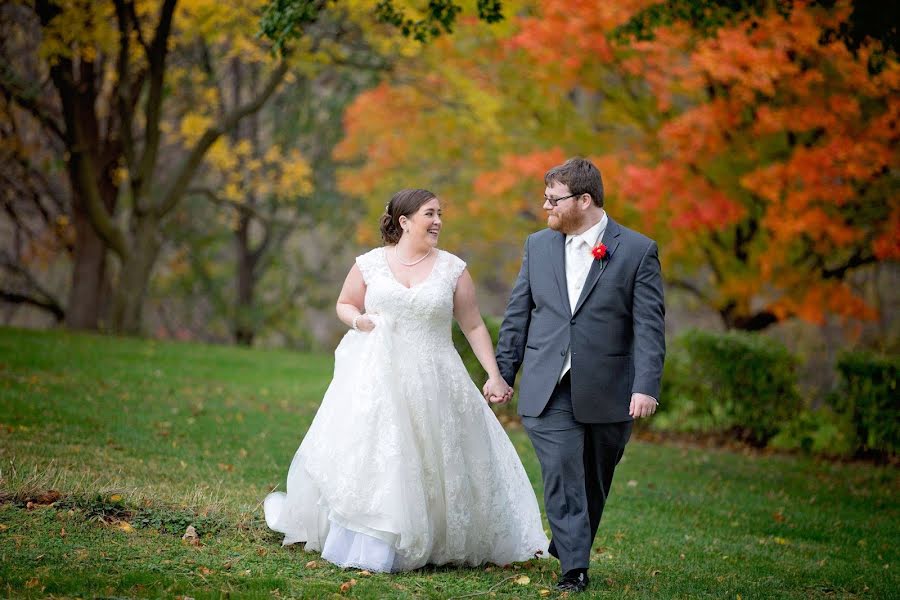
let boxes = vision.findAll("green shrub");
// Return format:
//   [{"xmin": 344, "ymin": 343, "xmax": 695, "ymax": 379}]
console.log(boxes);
[
  {"xmin": 768, "ymin": 407, "xmax": 857, "ymax": 457},
  {"xmin": 658, "ymin": 329, "xmax": 802, "ymax": 444},
  {"xmin": 829, "ymin": 351, "xmax": 899, "ymax": 457}
]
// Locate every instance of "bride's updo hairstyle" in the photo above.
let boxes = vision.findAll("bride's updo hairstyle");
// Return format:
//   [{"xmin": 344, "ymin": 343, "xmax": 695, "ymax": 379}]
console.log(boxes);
[{"xmin": 380, "ymin": 188, "xmax": 437, "ymax": 245}]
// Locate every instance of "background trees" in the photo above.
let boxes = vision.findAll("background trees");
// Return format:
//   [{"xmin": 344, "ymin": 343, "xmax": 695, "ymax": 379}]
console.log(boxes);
[
  {"xmin": 1, "ymin": 0, "xmax": 896, "ymax": 347},
  {"xmin": 335, "ymin": 0, "xmax": 898, "ymax": 331}
]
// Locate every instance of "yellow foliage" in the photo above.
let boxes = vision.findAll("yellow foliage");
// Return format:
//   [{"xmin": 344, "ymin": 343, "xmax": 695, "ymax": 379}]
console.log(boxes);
[
  {"xmin": 207, "ymin": 139, "xmax": 238, "ymax": 172},
  {"xmin": 39, "ymin": 0, "xmax": 118, "ymax": 64},
  {"xmin": 179, "ymin": 113, "xmax": 213, "ymax": 146},
  {"xmin": 276, "ymin": 150, "xmax": 313, "ymax": 198}
]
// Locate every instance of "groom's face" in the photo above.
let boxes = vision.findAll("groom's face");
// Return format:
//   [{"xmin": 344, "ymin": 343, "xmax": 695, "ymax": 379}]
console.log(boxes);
[{"xmin": 544, "ymin": 181, "xmax": 585, "ymax": 234}]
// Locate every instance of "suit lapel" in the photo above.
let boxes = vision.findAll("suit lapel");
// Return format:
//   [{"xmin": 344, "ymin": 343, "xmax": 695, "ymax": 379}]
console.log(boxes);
[
  {"xmin": 550, "ymin": 231, "xmax": 569, "ymax": 309},
  {"xmin": 573, "ymin": 217, "xmax": 621, "ymax": 316}
]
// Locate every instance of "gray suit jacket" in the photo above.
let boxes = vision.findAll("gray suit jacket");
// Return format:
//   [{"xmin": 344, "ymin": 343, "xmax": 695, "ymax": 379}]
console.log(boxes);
[{"xmin": 496, "ymin": 218, "xmax": 665, "ymax": 423}]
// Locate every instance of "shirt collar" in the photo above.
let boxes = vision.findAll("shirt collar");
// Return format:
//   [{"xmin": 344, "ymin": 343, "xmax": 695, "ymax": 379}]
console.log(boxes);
[{"xmin": 566, "ymin": 211, "xmax": 607, "ymax": 248}]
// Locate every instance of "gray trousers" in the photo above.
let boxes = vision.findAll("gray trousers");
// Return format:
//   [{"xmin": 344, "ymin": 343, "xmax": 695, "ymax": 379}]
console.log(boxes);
[{"xmin": 521, "ymin": 373, "xmax": 632, "ymax": 573}]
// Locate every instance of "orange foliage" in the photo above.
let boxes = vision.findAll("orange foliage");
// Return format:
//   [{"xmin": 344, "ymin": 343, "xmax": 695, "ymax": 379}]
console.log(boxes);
[
  {"xmin": 611, "ymin": 0, "xmax": 898, "ymax": 325},
  {"xmin": 334, "ymin": 0, "xmax": 897, "ymax": 328}
]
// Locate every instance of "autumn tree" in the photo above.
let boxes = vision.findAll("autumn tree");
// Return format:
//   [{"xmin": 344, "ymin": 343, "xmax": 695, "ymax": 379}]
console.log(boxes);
[
  {"xmin": 610, "ymin": 0, "xmax": 899, "ymax": 328},
  {"xmin": 0, "ymin": 0, "xmax": 305, "ymax": 333},
  {"xmin": 334, "ymin": 0, "xmax": 898, "ymax": 329},
  {"xmin": 1, "ymin": 0, "xmax": 513, "ymax": 336},
  {"xmin": 0, "ymin": 3, "xmax": 68, "ymax": 325}
]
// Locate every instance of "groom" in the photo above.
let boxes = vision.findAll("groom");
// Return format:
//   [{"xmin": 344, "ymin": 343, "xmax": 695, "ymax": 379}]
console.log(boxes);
[{"xmin": 489, "ymin": 157, "xmax": 665, "ymax": 593}]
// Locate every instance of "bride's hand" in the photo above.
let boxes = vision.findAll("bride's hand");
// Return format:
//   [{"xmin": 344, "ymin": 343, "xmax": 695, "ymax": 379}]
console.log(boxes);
[
  {"xmin": 483, "ymin": 377, "xmax": 513, "ymax": 404},
  {"xmin": 355, "ymin": 314, "xmax": 377, "ymax": 332}
]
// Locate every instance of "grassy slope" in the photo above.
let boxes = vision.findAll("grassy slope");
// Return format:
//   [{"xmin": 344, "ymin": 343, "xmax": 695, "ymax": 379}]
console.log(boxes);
[{"xmin": 0, "ymin": 327, "xmax": 897, "ymax": 599}]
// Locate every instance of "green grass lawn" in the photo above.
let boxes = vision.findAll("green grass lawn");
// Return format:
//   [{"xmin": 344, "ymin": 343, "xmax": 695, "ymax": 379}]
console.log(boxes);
[{"xmin": 1, "ymin": 327, "xmax": 897, "ymax": 599}]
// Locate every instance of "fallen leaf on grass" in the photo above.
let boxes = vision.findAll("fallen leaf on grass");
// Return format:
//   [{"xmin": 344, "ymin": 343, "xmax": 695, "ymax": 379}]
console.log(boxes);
[
  {"xmin": 109, "ymin": 494, "xmax": 123, "ymax": 503},
  {"xmin": 305, "ymin": 560, "xmax": 318, "ymax": 568},
  {"xmin": 59, "ymin": 527, "xmax": 66, "ymax": 538},
  {"xmin": 539, "ymin": 590, "xmax": 551, "ymax": 597},
  {"xmin": 627, "ymin": 480, "xmax": 638, "ymax": 487},
  {"xmin": 339, "ymin": 578, "xmax": 357, "ymax": 593},
  {"xmin": 358, "ymin": 570, "xmax": 372, "ymax": 576},
  {"xmin": 35, "ymin": 490, "xmax": 61, "ymax": 504},
  {"xmin": 515, "ymin": 575, "xmax": 531, "ymax": 585},
  {"xmin": 182, "ymin": 525, "xmax": 200, "ymax": 545},
  {"xmin": 650, "ymin": 569, "xmax": 661, "ymax": 577},
  {"xmin": 114, "ymin": 521, "xmax": 134, "ymax": 533},
  {"xmin": 25, "ymin": 578, "xmax": 41, "ymax": 589},
  {"xmin": 0, "ymin": 524, "xmax": 8, "ymax": 532},
  {"xmin": 198, "ymin": 566, "xmax": 212, "ymax": 576}
]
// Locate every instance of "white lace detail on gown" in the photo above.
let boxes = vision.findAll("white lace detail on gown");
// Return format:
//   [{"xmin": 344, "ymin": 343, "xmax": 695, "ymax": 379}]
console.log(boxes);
[{"xmin": 264, "ymin": 248, "xmax": 549, "ymax": 572}]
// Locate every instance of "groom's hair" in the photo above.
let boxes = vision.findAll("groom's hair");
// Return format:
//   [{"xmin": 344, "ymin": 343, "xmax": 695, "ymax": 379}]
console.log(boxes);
[
  {"xmin": 545, "ymin": 158, "xmax": 604, "ymax": 208},
  {"xmin": 380, "ymin": 188, "xmax": 437, "ymax": 244}
]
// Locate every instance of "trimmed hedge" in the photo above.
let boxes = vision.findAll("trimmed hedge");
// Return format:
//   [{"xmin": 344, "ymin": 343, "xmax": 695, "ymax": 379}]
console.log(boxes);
[
  {"xmin": 658, "ymin": 329, "xmax": 802, "ymax": 445},
  {"xmin": 829, "ymin": 351, "xmax": 899, "ymax": 457}
]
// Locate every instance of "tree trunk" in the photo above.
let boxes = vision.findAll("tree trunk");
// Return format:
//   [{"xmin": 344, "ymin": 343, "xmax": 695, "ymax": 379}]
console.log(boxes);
[
  {"xmin": 234, "ymin": 227, "xmax": 256, "ymax": 346},
  {"xmin": 231, "ymin": 59, "xmax": 257, "ymax": 347},
  {"xmin": 110, "ymin": 219, "xmax": 160, "ymax": 334},
  {"xmin": 65, "ymin": 209, "xmax": 109, "ymax": 330}
]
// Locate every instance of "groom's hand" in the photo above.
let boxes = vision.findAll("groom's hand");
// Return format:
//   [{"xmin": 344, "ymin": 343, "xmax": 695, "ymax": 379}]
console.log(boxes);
[
  {"xmin": 483, "ymin": 379, "xmax": 513, "ymax": 404},
  {"xmin": 630, "ymin": 393, "xmax": 658, "ymax": 418}
]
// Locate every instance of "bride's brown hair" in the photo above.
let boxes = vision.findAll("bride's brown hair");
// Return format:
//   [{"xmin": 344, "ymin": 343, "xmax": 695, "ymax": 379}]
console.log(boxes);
[{"xmin": 380, "ymin": 189, "xmax": 437, "ymax": 245}]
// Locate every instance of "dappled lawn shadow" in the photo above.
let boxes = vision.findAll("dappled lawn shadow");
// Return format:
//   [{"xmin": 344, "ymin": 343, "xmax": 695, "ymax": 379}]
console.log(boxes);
[{"xmin": 1, "ymin": 326, "xmax": 898, "ymax": 598}]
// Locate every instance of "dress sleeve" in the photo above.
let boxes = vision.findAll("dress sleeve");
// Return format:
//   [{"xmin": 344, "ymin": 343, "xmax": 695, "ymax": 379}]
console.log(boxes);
[
  {"xmin": 446, "ymin": 253, "xmax": 467, "ymax": 291},
  {"xmin": 355, "ymin": 249, "xmax": 378, "ymax": 286}
]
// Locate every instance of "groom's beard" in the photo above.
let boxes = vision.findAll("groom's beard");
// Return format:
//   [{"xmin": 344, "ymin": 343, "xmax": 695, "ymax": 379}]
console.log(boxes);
[{"xmin": 548, "ymin": 207, "xmax": 585, "ymax": 234}]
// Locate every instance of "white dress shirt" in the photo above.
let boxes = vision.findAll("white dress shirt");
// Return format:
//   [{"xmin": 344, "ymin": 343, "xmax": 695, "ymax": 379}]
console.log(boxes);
[{"xmin": 559, "ymin": 212, "xmax": 607, "ymax": 382}]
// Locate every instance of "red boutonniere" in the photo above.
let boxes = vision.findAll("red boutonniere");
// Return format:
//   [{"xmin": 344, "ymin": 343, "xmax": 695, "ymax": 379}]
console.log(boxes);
[{"xmin": 591, "ymin": 242, "xmax": 608, "ymax": 261}]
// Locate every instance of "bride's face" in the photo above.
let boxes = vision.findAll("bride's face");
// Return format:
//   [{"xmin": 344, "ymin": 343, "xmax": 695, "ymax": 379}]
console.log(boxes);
[{"xmin": 403, "ymin": 198, "xmax": 442, "ymax": 247}]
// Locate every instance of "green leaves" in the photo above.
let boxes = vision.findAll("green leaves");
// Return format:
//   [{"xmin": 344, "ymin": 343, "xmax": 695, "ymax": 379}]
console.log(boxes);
[
  {"xmin": 260, "ymin": 0, "xmax": 505, "ymax": 51},
  {"xmin": 259, "ymin": 0, "xmax": 327, "ymax": 54}
]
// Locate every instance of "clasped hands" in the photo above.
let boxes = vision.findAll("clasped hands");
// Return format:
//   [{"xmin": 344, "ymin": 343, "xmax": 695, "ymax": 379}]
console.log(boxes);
[{"xmin": 482, "ymin": 377, "xmax": 513, "ymax": 404}]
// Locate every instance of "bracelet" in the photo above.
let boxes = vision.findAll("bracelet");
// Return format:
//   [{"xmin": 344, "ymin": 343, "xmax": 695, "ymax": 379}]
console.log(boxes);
[{"xmin": 352, "ymin": 314, "xmax": 363, "ymax": 331}]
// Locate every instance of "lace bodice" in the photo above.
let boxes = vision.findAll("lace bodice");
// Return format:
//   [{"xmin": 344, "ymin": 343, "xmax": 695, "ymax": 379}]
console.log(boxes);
[{"xmin": 356, "ymin": 248, "xmax": 466, "ymax": 348}]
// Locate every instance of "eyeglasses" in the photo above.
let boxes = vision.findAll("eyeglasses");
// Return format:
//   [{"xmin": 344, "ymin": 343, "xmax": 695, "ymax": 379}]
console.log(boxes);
[{"xmin": 543, "ymin": 193, "xmax": 582, "ymax": 207}]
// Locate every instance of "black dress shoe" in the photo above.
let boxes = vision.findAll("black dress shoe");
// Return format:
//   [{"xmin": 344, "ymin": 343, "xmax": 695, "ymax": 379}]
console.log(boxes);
[{"xmin": 556, "ymin": 569, "xmax": 589, "ymax": 593}]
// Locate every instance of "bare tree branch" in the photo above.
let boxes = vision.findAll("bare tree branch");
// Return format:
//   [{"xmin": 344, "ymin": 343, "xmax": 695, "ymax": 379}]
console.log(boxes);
[
  {"xmin": 0, "ymin": 291, "xmax": 65, "ymax": 321},
  {"xmin": 667, "ymin": 277, "xmax": 713, "ymax": 305},
  {"xmin": 0, "ymin": 250, "xmax": 66, "ymax": 319},
  {"xmin": 0, "ymin": 63, "xmax": 64, "ymax": 140},
  {"xmin": 133, "ymin": 0, "xmax": 177, "ymax": 208},
  {"xmin": 187, "ymin": 187, "xmax": 307, "ymax": 228}
]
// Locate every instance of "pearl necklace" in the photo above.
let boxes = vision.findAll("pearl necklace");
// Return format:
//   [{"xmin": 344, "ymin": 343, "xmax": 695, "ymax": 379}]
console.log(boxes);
[{"xmin": 393, "ymin": 246, "xmax": 432, "ymax": 267}]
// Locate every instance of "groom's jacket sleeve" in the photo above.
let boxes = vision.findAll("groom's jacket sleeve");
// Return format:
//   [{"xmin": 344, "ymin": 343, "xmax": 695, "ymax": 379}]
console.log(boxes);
[
  {"xmin": 631, "ymin": 240, "xmax": 666, "ymax": 400},
  {"xmin": 496, "ymin": 237, "xmax": 535, "ymax": 388}
]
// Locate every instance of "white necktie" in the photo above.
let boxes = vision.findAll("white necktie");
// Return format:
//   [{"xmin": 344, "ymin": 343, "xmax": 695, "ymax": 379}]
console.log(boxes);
[{"xmin": 566, "ymin": 236, "xmax": 589, "ymax": 314}]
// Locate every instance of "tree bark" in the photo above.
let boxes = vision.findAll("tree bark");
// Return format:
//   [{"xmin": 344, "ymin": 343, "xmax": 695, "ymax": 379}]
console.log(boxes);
[
  {"xmin": 234, "ymin": 215, "xmax": 256, "ymax": 346},
  {"xmin": 110, "ymin": 219, "xmax": 160, "ymax": 334},
  {"xmin": 65, "ymin": 210, "xmax": 110, "ymax": 329}
]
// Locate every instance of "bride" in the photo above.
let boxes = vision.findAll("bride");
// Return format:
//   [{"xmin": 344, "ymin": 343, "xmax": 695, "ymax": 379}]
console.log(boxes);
[{"xmin": 264, "ymin": 188, "xmax": 549, "ymax": 572}]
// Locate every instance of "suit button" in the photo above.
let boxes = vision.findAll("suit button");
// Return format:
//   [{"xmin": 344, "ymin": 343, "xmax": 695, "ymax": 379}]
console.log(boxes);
[
  {"xmin": 560, "ymin": 350, "xmax": 565, "ymax": 356},
  {"xmin": 570, "ymin": 319, "xmax": 576, "ymax": 325}
]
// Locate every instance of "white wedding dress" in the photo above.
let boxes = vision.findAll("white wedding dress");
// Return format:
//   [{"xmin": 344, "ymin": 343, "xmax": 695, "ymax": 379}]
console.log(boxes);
[{"xmin": 264, "ymin": 248, "xmax": 549, "ymax": 572}]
